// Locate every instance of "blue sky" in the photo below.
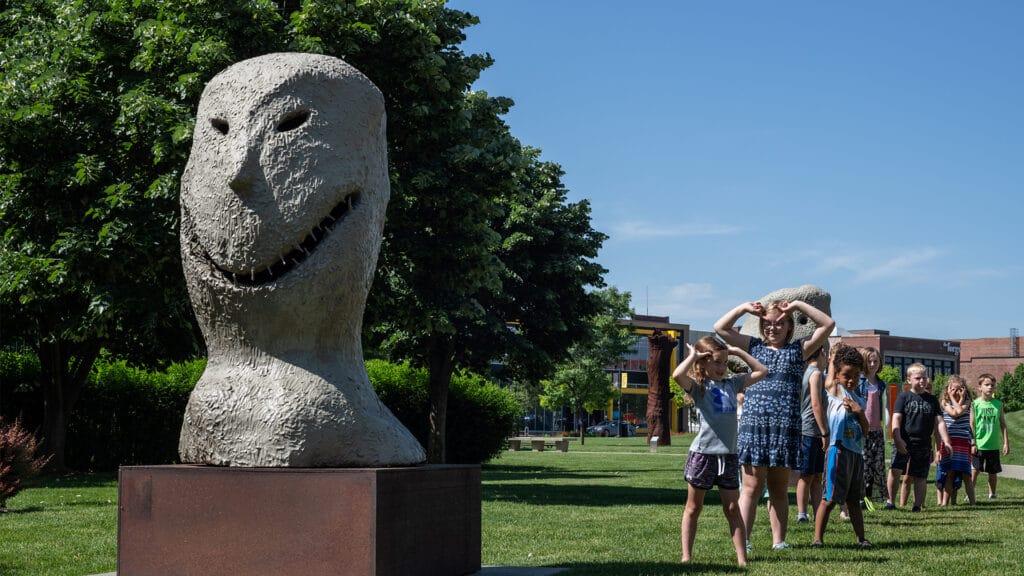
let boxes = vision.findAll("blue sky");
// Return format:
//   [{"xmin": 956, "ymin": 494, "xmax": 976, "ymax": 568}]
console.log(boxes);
[{"xmin": 449, "ymin": 1, "xmax": 1023, "ymax": 339}]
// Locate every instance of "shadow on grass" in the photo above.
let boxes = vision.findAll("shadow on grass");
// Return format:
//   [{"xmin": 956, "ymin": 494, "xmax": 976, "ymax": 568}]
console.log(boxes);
[
  {"xmin": 483, "ymin": 464, "xmax": 621, "ymax": 482},
  {"xmin": 563, "ymin": 560, "xmax": 746, "ymax": 575},
  {"xmin": 875, "ymin": 537, "xmax": 987, "ymax": 550},
  {"xmin": 0, "ymin": 505, "xmax": 43, "ymax": 514},
  {"xmin": 32, "ymin": 472, "xmax": 117, "ymax": 489},
  {"xmin": 484, "ymin": 482, "xmax": 703, "ymax": 507}
]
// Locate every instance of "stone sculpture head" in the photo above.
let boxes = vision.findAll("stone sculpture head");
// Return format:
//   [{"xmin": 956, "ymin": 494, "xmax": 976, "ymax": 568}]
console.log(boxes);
[
  {"xmin": 178, "ymin": 53, "xmax": 425, "ymax": 467},
  {"xmin": 180, "ymin": 53, "xmax": 388, "ymax": 356}
]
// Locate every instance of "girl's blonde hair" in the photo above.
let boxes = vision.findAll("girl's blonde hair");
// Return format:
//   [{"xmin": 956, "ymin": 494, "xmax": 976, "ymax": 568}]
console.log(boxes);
[
  {"xmin": 688, "ymin": 336, "xmax": 728, "ymax": 385},
  {"xmin": 940, "ymin": 374, "xmax": 972, "ymax": 407},
  {"xmin": 758, "ymin": 301, "xmax": 795, "ymax": 343},
  {"xmin": 858, "ymin": 347, "xmax": 882, "ymax": 377}
]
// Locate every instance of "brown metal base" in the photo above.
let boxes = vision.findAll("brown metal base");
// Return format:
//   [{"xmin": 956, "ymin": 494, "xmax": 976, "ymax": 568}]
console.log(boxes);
[{"xmin": 118, "ymin": 464, "xmax": 481, "ymax": 576}]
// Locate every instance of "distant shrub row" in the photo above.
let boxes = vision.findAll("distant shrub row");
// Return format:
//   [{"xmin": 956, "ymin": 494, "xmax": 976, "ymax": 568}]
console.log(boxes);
[{"xmin": 0, "ymin": 351, "xmax": 520, "ymax": 469}]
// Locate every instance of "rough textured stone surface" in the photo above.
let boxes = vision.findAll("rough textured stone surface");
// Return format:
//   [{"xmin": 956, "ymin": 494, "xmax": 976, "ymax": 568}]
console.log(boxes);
[
  {"xmin": 739, "ymin": 284, "xmax": 832, "ymax": 343},
  {"xmin": 178, "ymin": 53, "xmax": 425, "ymax": 466}
]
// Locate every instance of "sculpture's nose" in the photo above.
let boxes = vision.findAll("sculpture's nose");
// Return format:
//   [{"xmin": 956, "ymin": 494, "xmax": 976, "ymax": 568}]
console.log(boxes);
[{"xmin": 228, "ymin": 144, "xmax": 260, "ymax": 196}]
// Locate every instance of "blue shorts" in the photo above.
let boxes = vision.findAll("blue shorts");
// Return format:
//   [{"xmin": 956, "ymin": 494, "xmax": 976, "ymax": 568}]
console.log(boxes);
[{"xmin": 798, "ymin": 435, "xmax": 826, "ymax": 475}]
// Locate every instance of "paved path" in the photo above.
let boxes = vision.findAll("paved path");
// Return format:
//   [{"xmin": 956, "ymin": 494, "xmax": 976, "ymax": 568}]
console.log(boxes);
[{"xmin": 1001, "ymin": 463, "xmax": 1024, "ymax": 480}]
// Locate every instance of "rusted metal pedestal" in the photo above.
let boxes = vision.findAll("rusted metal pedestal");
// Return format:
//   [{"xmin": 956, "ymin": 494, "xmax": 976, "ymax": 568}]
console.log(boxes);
[{"xmin": 118, "ymin": 464, "xmax": 480, "ymax": 576}]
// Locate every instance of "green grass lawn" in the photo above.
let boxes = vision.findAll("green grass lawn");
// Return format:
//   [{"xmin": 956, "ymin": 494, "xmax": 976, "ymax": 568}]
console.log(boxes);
[
  {"xmin": 2, "ymin": 435, "xmax": 1022, "ymax": 576},
  {"xmin": 1001, "ymin": 409, "xmax": 1024, "ymax": 466}
]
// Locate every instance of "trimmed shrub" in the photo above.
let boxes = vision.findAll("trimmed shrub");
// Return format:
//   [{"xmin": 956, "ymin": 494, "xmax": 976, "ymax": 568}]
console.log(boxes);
[
  {"xmin": 1, "ymin": 351, "xmax": 519, "ymax": 469},
  {"xmin": 367, "ymin": 360, "xmax": 522, "ymax": 463},
  {"xmin": 0, "ymin": 350, "xmax": 43, "ymax": 428},
  {"xmin": 66, "ymin": 359, "xmax": 205, "ymax": 470},
  {"xmin": 0, "ymin": 418, "xmax": 50, "ymax": 511}
]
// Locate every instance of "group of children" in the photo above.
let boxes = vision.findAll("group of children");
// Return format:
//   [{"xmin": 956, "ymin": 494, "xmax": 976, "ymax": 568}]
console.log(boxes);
[{"xmin": 671, "ymin": 299, "xmax": 1012, "ymax": 567}]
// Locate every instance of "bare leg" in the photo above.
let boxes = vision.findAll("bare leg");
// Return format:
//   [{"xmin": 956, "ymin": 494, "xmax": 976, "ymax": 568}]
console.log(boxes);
[
  {"xmin": 766, "ymin": 467, "xmax": 791, "ymax": 546},
  {"xmin": 846, "ymin": 495, "xmax": 866, "ymax": 542},
  {"xmin": 813, "ymin": 499, "xmax": 835, "ymax": 544},
  {"xmin": 797, "ymin": 475, "xmax": 811, "ymax": 516},
  {"xmin": 720, "ymin": 489, "xmax": 747, "ymax": 567},
  {"xmin": 942, "ymin": 474, "xmax": 955, "ymax": 506},
  {"xmin": 964, "ymin": 472, "xmax": 976, "ymax": 504},
  {"xmin": 740, "ymin": 464, "xmax": 766, "ymax": 544},
  {"xmin": 899, "ymin": 475, "xmax": 911, "ymax": 507},
  {"xmin": 913, "ymin": 476, "xmax": 927, "ymax": 509},
  {"xmin": 681, "ymin": 485, "xmax": 705, "ymax": 563},
  {"xmin": 811, "ymin": 475, "xmax": 822, "ymax": 513},
  {"xmin": 886, "ymin": 469, "xmax": 900, "ymax": 506},
  {"xmin": 988, "ymin": 473, "xmax": 998, "ymax": 497}
]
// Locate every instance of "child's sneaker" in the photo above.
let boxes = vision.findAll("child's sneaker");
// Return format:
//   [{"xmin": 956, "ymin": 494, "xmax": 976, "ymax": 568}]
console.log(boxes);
[
  {"xmin": 797, "ymin": 512, "xmax": 810, "ymax": 523},
  {"xmin": 857, "ymin": 540, "xmax": 873, "ymax": 549},
  {"xmin": 839, "ymin": 510, "xmax": 850, "ymax": 521},
  {"xmin": 772, "ymin": 542, "xmax": 791, "ymax": 551},
  {"xmin": 988, "ymin": 493, "xmax": 997, "ymax": 499},
  {"xmin": 810, "ymin": 541, "xmax": 823, "ymax": 548},
  {"xmin": 745, "ymin": 540, "xmax": 752, "ymax": 553},
  {"xmin": 911, "ymin": 506, "xmax": 922, "ymax": 512},
  {"xmin": 883, "ymin": 501, "xmax": 896, "ymax": 510}
]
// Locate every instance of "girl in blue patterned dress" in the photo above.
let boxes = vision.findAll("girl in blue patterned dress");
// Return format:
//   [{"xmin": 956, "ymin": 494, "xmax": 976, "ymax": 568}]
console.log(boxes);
[{"xmin": 715, "ymin": 299, "xmax": 834, "ymax": 551}]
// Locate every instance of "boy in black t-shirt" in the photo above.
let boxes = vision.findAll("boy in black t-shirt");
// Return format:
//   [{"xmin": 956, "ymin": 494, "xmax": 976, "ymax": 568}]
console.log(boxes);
[{"xmin": 885, "ymin": 363, "xmax": 952, "ymax": 511}]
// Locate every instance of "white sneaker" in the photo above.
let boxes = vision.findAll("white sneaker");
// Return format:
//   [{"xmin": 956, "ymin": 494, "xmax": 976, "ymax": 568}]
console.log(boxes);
[{"xmin": 772, "ymin": 542, "xmax": 791, "ymax": 551}]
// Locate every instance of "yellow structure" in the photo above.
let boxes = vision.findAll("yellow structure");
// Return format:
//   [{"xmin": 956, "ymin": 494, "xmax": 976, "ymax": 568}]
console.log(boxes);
[{"xmin": 606, "ymin": 315, "xmax": 690, "ymax": 435}]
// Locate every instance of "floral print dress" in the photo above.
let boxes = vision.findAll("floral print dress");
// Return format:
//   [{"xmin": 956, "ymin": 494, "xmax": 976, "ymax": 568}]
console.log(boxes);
[{"xmin": 737, "ymin": 337, "xmax": 806, "ymax": 468}]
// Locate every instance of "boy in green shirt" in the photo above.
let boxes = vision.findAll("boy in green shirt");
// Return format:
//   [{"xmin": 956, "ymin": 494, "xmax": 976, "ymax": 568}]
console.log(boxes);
[{"xmin": 971, "ymin": 373, "xmax": 1010, "ymax": 499}]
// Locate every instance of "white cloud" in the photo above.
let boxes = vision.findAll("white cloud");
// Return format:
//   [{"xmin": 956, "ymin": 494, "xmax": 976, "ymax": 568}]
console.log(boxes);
[
  {"xmin": 856, "ymin": 248, "xmax": 943, "ymax": 282},
  {"xmin": 610, "ymin": 221, "xmax": 742, "ymax": 240},
  {"xmin": 644, "ymin": 282, "xmax": 731, "ymax": 323}
]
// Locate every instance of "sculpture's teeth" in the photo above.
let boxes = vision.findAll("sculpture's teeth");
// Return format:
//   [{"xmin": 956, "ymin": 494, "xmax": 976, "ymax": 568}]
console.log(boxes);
[
  {"xmin": 346, "ymin": 195, "xmax": 352, "ymax": 210},
  {"xmin": 310, "ymin": 229, "xmax": 318, "ymax": 241},
  {"xmin": 281, "ymin": 255, "xmax": 287, "ymax": 266},
  {"xmin": 251, "ymin": 268, "xmax": 255, "ymax": 281}
]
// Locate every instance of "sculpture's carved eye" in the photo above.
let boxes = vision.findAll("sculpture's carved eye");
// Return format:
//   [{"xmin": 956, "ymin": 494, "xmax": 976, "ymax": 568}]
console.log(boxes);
[
  {"xmin": 276, "ymin": 109, "xmax": 311, "ymax": 133},
  {"xmin": 210, "ymin": 118, "xmax": 229, "ymax": 135}
]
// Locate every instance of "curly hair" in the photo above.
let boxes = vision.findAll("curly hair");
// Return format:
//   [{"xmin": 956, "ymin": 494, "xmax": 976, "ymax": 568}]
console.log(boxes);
[{"xmin": 833, "ymin": 344, "xmax": 865, "ymax": 372}]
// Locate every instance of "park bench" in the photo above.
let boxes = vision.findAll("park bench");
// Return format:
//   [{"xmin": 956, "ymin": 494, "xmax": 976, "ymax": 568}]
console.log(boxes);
[{"xmin": 507, "ymin": 437, "xmax": 569, "ymax": 452}]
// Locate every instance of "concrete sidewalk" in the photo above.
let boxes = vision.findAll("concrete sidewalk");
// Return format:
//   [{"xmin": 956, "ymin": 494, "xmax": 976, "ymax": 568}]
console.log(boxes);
[{"xmin": 1000, "ymin": 463, "xmax": 1024, "ymax": 480}]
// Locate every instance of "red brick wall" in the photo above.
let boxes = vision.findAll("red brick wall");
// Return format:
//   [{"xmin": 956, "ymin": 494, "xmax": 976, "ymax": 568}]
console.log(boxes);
[{"xmin": 959, "ymin": 337, "xmax": 1023, "ymax": 386}]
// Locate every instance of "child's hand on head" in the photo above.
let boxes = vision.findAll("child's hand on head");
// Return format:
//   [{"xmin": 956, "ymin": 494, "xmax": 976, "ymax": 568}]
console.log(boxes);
[
  {"xmin": 686, "ymin": 343, "xmax": 712, "ymax": 361},
  {"xmin": 775, "ymin": 300, "xmax": 793, "ymax": 314},
  {"xmin": 746, "ymin": 301, "xmax": 765, "ymax": 316}
]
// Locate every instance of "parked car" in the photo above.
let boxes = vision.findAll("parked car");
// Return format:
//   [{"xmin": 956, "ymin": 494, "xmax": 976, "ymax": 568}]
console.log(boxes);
[{"xmin": 586, "ymin": 420, "xmax": 636, "ymax": 437}]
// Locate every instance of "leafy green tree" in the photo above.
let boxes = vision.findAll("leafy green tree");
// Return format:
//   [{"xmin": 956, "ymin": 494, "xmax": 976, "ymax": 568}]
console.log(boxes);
[
  {"xmin": 1, "ymin": 1, "xmax": 608, "ymax": 466},
  {"xmin": 996, "ymin": 364, "xmax": 1024, "ymax": 412},
  {"xmin": 540, "ymin": 289, "xmax": 633, "ymax": 445},
  {"xmin": 878, "ymin": 365, "xmax": 902, "ymax": 387}
]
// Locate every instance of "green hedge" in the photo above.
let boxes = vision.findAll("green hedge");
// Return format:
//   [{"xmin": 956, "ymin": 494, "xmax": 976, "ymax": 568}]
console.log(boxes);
[
  {"xmin": 66, "ymin": 359, "xmax": 205, "ymax": 470},
  {"xmin": 367, "ymin": 360, "xmax": 522, "ymax": 464},
  {"xmin": 0, "ymin": 351, "xmax": 520, "ymax": 469}
]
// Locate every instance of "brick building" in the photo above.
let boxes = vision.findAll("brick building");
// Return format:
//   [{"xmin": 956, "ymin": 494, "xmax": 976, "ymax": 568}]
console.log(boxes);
[
  {"xmin": 958, "ymin": 333, "xmax": 1023, "ymax": 385},
  {"xmin": 832, "ymin": 329, "xmax": 960, "ymax": 378}
]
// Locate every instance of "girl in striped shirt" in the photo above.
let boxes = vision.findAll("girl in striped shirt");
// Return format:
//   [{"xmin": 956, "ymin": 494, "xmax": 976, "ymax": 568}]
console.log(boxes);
[{"xmin": 935, "ymin": 375, "xmax": 975, "ymax": 506}]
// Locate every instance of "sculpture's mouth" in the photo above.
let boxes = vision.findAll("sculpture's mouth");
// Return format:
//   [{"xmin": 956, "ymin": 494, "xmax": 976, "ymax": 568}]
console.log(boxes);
[{"xmin": 203, "ymin": 191, "xmax": 361, "ymax": 286}]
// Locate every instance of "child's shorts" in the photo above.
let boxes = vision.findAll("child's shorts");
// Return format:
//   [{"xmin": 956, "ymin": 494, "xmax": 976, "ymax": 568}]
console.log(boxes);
[
  {"xmin": 891, "ymin": 441, "xmax": 931, "ymax": 479},
  {"xmin": 685, "ymin": 452, "xmax": 740, "ymax": 490},
  {"xmin": 935, "ymin": 460, "xmax": 963, "ymax": 489},
  {"xmin": 798, "ymin": 435, "xmax": 826, "ymax": 475},
  {"xmin": 823, "ymin": 444, "xmax": 864, "ymax": 503},
  {"xmin": 973, "ymin": 450, "xmax": 1002, "ymax": 474}
]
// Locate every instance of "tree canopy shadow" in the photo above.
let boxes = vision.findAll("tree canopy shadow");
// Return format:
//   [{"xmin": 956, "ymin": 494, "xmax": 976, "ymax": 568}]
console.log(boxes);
[{"xmin": 484, "ymin": 481, "xmax": 700, "ymax": 507}]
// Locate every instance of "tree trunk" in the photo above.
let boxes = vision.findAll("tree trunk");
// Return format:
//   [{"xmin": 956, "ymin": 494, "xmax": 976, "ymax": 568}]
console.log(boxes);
[
  {"xmin": 577, "ymin": 403, "xmax": 585, "ymax": 445},
  {"xmin": 426, "ymin": 337, "xmax": 455, "ymax": 464},
  {"xmin": 645, "ymin": 331, "xmax": 675, "ymax": 446},
  {"xmin": 37, "ymin": 325, "xmax": 100, "ymax": 472}
]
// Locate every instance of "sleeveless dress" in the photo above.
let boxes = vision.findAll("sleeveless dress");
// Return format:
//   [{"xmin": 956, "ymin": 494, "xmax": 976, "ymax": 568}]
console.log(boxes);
[
  {"xmin": 737, "ymin": 337, "xmax": 806, "ymax": 468},
  {"xmin": 935, "ymin": 407, "xmax": 973, "ymax": 488}
]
